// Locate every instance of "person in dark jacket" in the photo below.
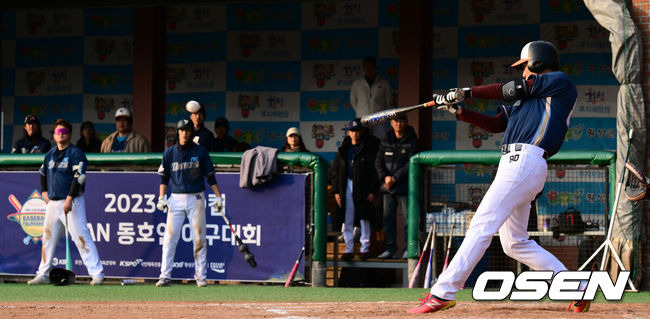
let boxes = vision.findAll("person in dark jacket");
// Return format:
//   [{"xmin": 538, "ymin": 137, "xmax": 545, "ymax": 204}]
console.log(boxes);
[
  {"xmin": 76, "ymin": 121, "xmax": 101, "ymax": 153},
  {"xmin": 186, "ymin": 100, "xmax": 216, "ymax": 150},
  {"xmin": 213, "ymin": 117, "xmax": 239, "ymax": 152},
  {"xmin": 331, "ymin": 118, "xmax": 380, "ymax": 261},
  {"xmin": 375, "ymin": 114, "xmax": 420, "ymax": 259},
  {"xmin": 12, "ymin": 114, "xmax": 51, "ymax": 154}
]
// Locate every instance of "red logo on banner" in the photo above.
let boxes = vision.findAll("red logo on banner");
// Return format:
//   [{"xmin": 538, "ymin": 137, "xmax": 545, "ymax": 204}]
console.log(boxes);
[{"xmin": 311, "ymin": 124, "xmax": 334, "ymax": 149}]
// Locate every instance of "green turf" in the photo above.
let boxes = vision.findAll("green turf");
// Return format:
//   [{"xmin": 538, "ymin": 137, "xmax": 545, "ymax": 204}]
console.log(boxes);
[{"xmin": 0, "ymin": 283, "xmax": 648, "ymax": 303}]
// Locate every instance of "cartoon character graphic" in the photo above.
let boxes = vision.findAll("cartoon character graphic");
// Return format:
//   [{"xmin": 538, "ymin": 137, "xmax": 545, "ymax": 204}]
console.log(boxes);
[
  {"xmin": 167, "ymin": 8, "xmax": 185, "ymax": 31},
  {"xmin": 470, "ymin": 61, "xmax": 494, "ymax": 86},
  {"xmin": 25, "ymin": 13, "xmax": 45, "ymax": 35},
  {"xmin": 553, "ymin": 24, "xmax": 578, "ymax": 50},
  {"xmin": 468, "ymin": 125, "xmax": 491, "ymax": 148},
  {"xmin": 94, "ymin": 97, "xmax": 116, "ymax": 120},
  {"xmin": 95, "ymin": 38, "xmax": 116, "ymax": 62},
  {"xmin": 164, "ymin": 125, "xmax": 177, "ymax": 148},
  {"xmin": 166, "ymin": 67, "xmax": 185, "ymax": 90},
  {"xmin": 313, "ymin": 63, "xmax": 335, "ymax": 88},
  {"xmin": 314, "ymin": 2, "xmax": 336, "ymax": 26},
  {"xmin": 239, "ymin": 33, "xmax": 261, "ymax": 58},
  {"xmin": 6, "ymin": 191, "xmax": 46, "ymax": 245},
  {"xmin": 25, "ymin": 70, "xmax": 45, "ymax": 93},
  {"xmin": 238, "ymin": 94, "xmax": 260, "ymax": 118},
  {"xmin": 471, "ymin": 0, "xmax": 495, "ymax": 22},
  {"xmin": 311, "ymin": 124, "xmax": 335, "ymax": 149}
]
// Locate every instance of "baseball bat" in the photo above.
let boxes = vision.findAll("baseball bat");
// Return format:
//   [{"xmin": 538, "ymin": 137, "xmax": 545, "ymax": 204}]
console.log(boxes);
[
  {"xmin": 65, "ymin": 213, "xmax": 73, "ymax": 271},
  {"xmin": 361, "ymin": 90, "xmax": 465, "ymax": 127},
  {"xmin": 408, "ymin": 222, "xmax": 435, "ymax": 288},
  {"xmin": 284, "ymin": 246, "xmax": 305, "ymax": 287},
  {"xmin": 442, "ymin": 225, "xmax": 455, "ymax": 272},
  {"xmin": 422, "ymin": 222, "xmax": 437, "ymax": 289},
  {"xmin": 217, "ymin": 194, "xmax": 258, "ymax": 268},
  {"xmin": 8, "ymin": 194, "xmax": 22, "ymax": 211}
]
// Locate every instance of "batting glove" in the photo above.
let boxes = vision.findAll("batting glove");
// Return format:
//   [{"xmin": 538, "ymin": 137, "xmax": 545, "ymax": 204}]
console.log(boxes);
[
  {"xmin": 437, "ymin": 104, "xmax": 460, "ymax": 114},
  {"xmin": 434, "ymin": 88, "xmax": 470, "ymax": 105},
  {"xmin": 156, "ymin": 195, "xmax": 168, "ymax": 212},
  {"xmin": 214, "ymin": 195, "xmax": 224, "ymax": 213}
]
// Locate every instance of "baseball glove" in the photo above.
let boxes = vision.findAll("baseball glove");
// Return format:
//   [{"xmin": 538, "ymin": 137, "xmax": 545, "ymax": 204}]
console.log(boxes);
[
  {"xmin": 625, "ymin": 162, "xmax": 650, "ymax": 201},
  {"xmin": 50, "ymin": 268, "xmax": 75, "ymax": 286}
]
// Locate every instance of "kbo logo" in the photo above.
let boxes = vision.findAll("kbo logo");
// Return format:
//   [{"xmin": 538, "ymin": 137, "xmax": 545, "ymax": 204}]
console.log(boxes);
[{"xmin": 473, "ymin": 271, "xmax": 630, "ymax": 301}]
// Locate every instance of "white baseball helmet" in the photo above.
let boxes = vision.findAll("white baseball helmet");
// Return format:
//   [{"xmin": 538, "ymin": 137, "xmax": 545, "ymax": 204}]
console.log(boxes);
[
  {"xmin": 186, "ymin": 100, "xmax": 202, "ymax": 113},
  {"xmin": 115, "ymin": 107, "xmax": 132, "ymax": 119}
]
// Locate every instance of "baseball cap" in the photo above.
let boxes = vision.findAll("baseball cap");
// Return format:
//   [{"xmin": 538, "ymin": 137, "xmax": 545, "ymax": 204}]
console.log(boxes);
[
  {"xmin": 115, "ymin": 107, "xmax": 132, "ymax": 120},
  {"xmin": 24, "ymin": 114, "xmax": 40, "ymax": 125},
  {"xmin": 343, "ymin": 118, "xmax": 363, "ymax": 132},
  {"xmin": 286, "ymin": 127, "xmax": 301, "ymax": 137},
  {"xmin": 214, "ymin": 116, "xmax": 229, "ymax": 129},
  {"xmin": 392, "ymin": 113, "xmax": 407, "ymax": 121}
]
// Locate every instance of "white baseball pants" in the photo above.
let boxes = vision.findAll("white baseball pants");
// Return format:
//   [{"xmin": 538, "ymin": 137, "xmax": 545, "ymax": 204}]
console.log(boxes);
[
  {"xmin": 431, "ymin": 144, "xmax": 567, "ymax": 300},
  {"xmin": 343, "ymin": 179, "xmax": 370, "ymax": 254},
  {"xmin": 36, "ymin": 196, "xmax": 104, "ymax": 279},
  {"xmin": 159, "ymin": 192, "xmax": 207, "ymax": 280}
]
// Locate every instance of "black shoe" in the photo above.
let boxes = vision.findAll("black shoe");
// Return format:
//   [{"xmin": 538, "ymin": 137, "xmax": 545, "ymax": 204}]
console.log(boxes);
[
  {"xmin": 341, "ymin": 253, "xmax": 353, "ymax": 261},
  {"xmin": 359, "ymin": 252, "xmax": 369, "ymax": 261}
]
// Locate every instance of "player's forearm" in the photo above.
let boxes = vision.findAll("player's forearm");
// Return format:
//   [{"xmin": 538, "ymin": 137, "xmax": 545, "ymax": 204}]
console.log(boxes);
[
  {"xmin": 159, "ymin": 184, "xmax": 168, "ymax": 198},
  {"xmin": 209, "ymin": 184, "xmax": 221, "ymax": 197},
  {"xmin": 457, "ymin": 108, "xmax": 507, "ymax": 133}
]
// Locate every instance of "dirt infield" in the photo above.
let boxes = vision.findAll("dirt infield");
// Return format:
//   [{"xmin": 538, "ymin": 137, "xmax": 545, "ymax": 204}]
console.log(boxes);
[{"xmin": 1, "ymin": 301, "xmax": 648, "ymax": 318}]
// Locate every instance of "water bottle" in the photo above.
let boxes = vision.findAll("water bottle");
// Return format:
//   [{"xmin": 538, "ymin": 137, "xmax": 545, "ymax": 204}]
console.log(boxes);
[{"xmin": 121, "ymin": 279, "xmax": 135, "ymax": 286}]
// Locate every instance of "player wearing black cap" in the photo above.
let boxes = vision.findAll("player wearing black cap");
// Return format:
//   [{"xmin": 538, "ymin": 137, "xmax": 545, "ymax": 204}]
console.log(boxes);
[{"xmin": 12, "ymin": 114, "xmax": 51, "ymax": 154}]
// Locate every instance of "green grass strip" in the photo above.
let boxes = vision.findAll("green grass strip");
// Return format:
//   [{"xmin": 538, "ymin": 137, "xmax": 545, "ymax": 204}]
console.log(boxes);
[{"xmin": 0, "ymin": 283, "xmax": 648, "ymax": 303}]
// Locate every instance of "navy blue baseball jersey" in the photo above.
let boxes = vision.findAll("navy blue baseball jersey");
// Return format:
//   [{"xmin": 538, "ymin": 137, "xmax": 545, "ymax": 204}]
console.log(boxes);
[
  {"xmin": 500, "ymin": 71, "xmax": 577, "ymax": 157},
  {"xmin": 39, "ymin": 145, "xmax": 87, "ymax": 199},
  {"xmin": 158, "ymin": 144, "xmax": 216, "ymax": 193}
]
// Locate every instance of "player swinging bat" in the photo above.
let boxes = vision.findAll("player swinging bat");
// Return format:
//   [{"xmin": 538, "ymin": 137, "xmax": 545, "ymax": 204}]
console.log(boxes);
[{"xmin": 360, "ymin": 89, "xmax": 470, "ymax": 127}]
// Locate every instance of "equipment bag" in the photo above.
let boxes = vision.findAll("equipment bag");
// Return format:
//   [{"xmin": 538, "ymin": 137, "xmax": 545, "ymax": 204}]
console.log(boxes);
[{"xmin": 553, "ymin": 207, "xmax": 586, "ymax": 234}]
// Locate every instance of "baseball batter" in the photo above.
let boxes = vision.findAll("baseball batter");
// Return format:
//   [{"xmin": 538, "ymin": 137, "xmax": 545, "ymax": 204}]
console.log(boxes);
[
  {"xmin": 28, "ymin": 119, "xmax": 104, "ymax": 286},
  {"xmin": 155, "ymin": 119, "xmax": 223, "ymax": 287},
  {"xmin": 408, "ymin": 41, "xmax": 589, "ymax": 313}
]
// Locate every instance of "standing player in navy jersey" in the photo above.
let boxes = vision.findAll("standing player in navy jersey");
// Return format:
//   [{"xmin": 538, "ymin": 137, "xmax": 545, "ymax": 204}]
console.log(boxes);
[
  {"xmin": 408, "ymin": 41, "xmax": 590, "ymax": 313},
  {"xmin": 28, "ymin": 119, "xmax": 104, "ymax": 286},
  {"xmin": 155, "ymin": 119, "xmax": 223, "ymax": 287}
]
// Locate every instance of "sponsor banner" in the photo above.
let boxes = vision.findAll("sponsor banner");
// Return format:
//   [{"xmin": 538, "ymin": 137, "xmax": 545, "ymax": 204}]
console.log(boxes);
[
  {"xmin": 299, "ymin": 120, "xmax": 346, "ymax": 153},
  {"xmin": 167, "ymin": 5, "xmax": 227, "ymax": 34},
  {"xmin": 15, "ymin": 95, "xmax": 83, "ymax": 125},
  {"xmin": 84, "ymin": 36, "xmax": 134, "ymax": 65},
  {"xmin": 538, "ymin": 181, "xmax": 608, "ymax": 215},
  {"xmin": 559, "ymin": 53, "xmax": 619, "ymax": 85},
  {"xmin": 433, "ymin": 0, "xmax": 458, "ymax": 27},
  {"xmin": 2, "ymin": 39, "xmax": 16, "ymax": 68},
  {"xmin": 563, "ymin": 117, "xmax": 616, "ymax": 150},
  {"xmin": 458, "ymin": 25, "xmax": 538, "ymax": 58},
  {"xmin": 541, "ymin": 21, "xmax": 610, "ymax": 54},
  {"xmin": 540, "ymin": 0, "xmax": 592, "ymax": 22},
  {"xmin": 165, "ymin": 92, "xmax": 225, "ymax": 123},
  {"xmin": 225, "ymin": 91, "xmax": 300, "ymax": 122},
  {"xmin": 379, "ymin": 58, "xmax": 398, "ymax": 90},
  {"xmin": 227, "ymin": 62, "xmax": 300, "ymax": 91},
  {"xmin": 2, "ymin": 11, "xmax": 16, "ymax": 39},
  {"xmin": 2, "ymin": 69, "xmax": 14, "ymax": 96},
  {"xmin": 0, "ymin": 172, "xmax": 306, "ymax": 281},
  {"xmin": 301, "ymin": 28, "xmax": 377, "ymax": 60},
  {"xmin": 2, "ymin": 97, "xmax": 15, "ymax": 123},
  {"xmin": 300, "ymin": 59, "xmax": 361, "ymax": 91},
  {"xmin": 433, "ymin": 27, "xmax": 458, "ymax": 59},
  {"xmin": 457, "ymin": 57, "xmax": 523, "ymax": 87},
  {"xmin": 16, "ymin": 10, "xmax": 84, "ymax": 38},
  {"xmin": 458, "ymin": 0, "xmax": 540, "ymax": 26},
  {"xmin": 227, "ymin": 3, "xmax": 300, "ymax": 31},
  {"xmin": 378, "ymin": 27, "xmax": 398, "ymax": 59},
  {"xmin": 15, "ymin": 66, "xmax": 83, "ymax": 96},
  {"xmin": 226, "ymin": 31, "xmax": 300, "ymax": 61},
  {"xmin": 166, "ymin": 62, "xmax": 226, "ymax": 93},
  {"xmin": 432, "ymin": 58, "xmax": 458, "ymax": 90},
  {"xmin": 573, "ymin": 85, "xmax": 618, "ymax": 118},
  {"xmin": 167, "ymin": 33, "xmax": 226, "ymax": 64},
  {"xmin": 378, "ymin": 0, "xmax": 399, "ymax": 27},
  {"xmin": 302, "ymin": 1, "xmax": 378, "ymax": 30},
  {"xmin": 84, "ymin": 8, "xmax": 134, "ymax": 36},
  {"xmin": 83, "ymin": 65, "xmax": 133, "ymax": 94},
  {"xmin": 82, "ymin": 94, "xmax": 134, "ymax": 123},
  {"xmin": 299, "ymin": 91, "xmax": 354, "ymax": 121},
  {"xmin": 456, "ymin": 121, "xmax": 504, "ymax": 151},
  {"xmin": 431, "ymin": 120, "xmax": 456, "ymax": 150},
  {"xmin": 229, "ymin": 121, "xmax": 293, "ymax": 149}
]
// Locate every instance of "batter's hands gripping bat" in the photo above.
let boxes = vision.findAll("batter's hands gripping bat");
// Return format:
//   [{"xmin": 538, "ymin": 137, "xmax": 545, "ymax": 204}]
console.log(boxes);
[
  {"xmin": 361, "ymin": 89, "xmax": 468, "ymax": 127},
  {"xmin": 217, "ymin": 194, "xmax": 258, "ymax": 268},
  {"xmin": 442, "ymin": 225, "xmax": 455, "ymax": 272},
  {"xmin": 284, "ymin": 246, "xmax": 305, "ymax": 287},
  {"xmin": 408, "ymin": 222, "xmax": 435, "ymax": 288}
]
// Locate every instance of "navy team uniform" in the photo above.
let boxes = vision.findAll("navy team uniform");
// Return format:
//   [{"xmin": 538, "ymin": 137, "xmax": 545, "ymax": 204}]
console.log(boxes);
[
  {"xmin": 157, "ymin": 142, "xmax": 217, "ymax": 282},
  {"xmin": 36, "ymin": 145, "xmax": 104, "ymax": 281}
]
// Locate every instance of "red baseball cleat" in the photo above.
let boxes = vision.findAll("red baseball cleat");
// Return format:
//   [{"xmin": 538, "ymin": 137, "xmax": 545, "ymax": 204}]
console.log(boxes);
[
  {"xmin": 568, "ymin": 300, "xmax": 591, "ymax": 313},
  {"xmin": 406, "ymin": 293, "xmax": 456, "ymax": 314}
]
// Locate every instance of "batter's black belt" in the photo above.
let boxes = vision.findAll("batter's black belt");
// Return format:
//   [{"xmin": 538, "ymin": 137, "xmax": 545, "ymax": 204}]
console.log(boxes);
[
  {"xmin": 50, "ymin": 197, "xmax": 64, "ymax": 200},
  {"xmin": 501, "ymin": 143, "xmax": 550, "ymax": 160}
]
